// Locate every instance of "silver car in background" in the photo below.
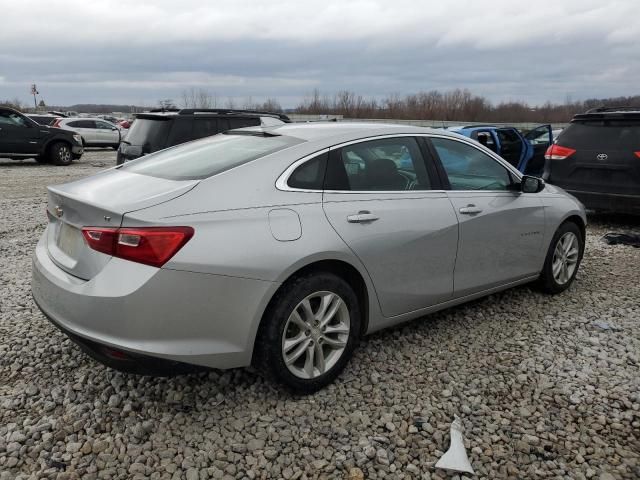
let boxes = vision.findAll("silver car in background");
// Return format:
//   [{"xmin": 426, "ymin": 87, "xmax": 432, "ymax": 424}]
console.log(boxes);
[
  {"xmin": 55, "ymin": 117, "xmax": 123, "ymax": 149},
  {"xmin": 32, "ymin": 123, "xmax": 586, "ymax": 392}
]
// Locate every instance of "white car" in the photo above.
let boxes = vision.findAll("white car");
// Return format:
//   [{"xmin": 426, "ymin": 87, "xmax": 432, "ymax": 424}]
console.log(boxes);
[{"xmin": 54, "ymin": 118, "xmax": 123, "ymax": 149}]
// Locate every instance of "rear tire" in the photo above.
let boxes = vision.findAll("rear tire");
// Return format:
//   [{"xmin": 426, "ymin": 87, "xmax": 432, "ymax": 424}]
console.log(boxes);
[
  {"xmin": 49, "ymin": 142, "xmax": 73, "ymax": 166},
  {"xmin": 254, "ymin": 273, "xmax": 360, "ymax": 394},
  {"xmin": 537, "ymin": 221, "xmax": 584, "ymax": 294}
]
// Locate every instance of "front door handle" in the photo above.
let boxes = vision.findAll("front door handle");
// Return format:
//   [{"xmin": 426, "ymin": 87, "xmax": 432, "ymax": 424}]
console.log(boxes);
[
  {"xmin": 459, "ymin": 204, "xmax": 483, "ymax": 215},
  {"xmin": 347, "ymin": 211, "xmax": 380, "ymax": 223}
]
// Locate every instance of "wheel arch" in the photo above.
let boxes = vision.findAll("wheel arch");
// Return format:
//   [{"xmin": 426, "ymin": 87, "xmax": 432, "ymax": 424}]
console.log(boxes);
[
  {"xmin": 43, "ymin": 136, "xmax": 72, "ymax": 156},
  {"xmin": 253, "ymin": 258, "xmax": 374, "ymax": 360}
]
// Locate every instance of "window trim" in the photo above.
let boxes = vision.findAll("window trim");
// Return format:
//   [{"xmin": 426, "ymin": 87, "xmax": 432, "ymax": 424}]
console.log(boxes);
[{"xmin": 276, "ymin": 133, "xmax": 522, "ymax": 194}]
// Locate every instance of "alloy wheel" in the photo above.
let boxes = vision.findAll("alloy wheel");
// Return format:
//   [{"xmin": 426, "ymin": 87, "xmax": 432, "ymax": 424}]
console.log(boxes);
[
  {"xmin": 281, "ymin": 291, "xmax": 350, "ymax": 379},
  {"xmin": 552, "ymin": 232, "xmax": 579, "ymax": 285}
]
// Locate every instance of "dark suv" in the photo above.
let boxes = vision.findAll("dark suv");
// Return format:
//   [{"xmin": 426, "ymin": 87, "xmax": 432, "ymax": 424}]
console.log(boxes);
[
  {"xmin": 544, "ymin": 107, "xmax": 640, "ymax": 214},
  {"xmin": 117, "ymin": 109, "xmax": 289, "ymax": 165},
  {"xmin": 0, "ymin": 107, "xmax": 84, "ymax": 165}
]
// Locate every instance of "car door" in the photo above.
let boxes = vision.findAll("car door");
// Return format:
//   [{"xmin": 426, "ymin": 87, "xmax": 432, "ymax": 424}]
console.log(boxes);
[
  {"xmin": 322, "ymin": 136, "xmax": 459, "ymax": 317},
  {"xmin": 523, "ymin": 124, "xmax": 552, "ymax": 175},
  {"xmin": 0, "ymin": 110, "xmax": 42, "ymax": 154},
  {"xmin": 428, "ymin": 135, "xmax": 546, "ymax": 297},
  {"xmin": 496, "ymin": 127, "xmax": 528, "ymax": 171},
  {"xmin": 95, "ymin": 120, "xmax": 119, "ymax": 144}
]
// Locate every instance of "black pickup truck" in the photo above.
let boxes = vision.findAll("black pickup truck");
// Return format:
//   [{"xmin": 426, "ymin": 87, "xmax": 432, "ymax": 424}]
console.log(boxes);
[{"xmin": 0, "ymin": 107, "xmax": 83, "ymax": 165}]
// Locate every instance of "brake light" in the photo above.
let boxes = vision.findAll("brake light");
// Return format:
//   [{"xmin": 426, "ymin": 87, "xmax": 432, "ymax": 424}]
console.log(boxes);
[
  {"xmin": 545, "ymin": 144, "xmax": 576, "ymax": 160},
  {"xmin": 81, "ymin": 226, "xmax": 194, "ymax": 267},
  {"xmin": 53, "ymin": 119, "xmax": 62, "ymax": 128},
  {"xmin": 634, "ymin": 151, "xmax": 640, "ymax": 159}
]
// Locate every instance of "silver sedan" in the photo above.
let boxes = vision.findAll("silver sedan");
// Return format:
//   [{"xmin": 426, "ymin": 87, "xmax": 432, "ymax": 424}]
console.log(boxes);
[{"xmin": 32, "ymin": 123, "xmax": 586, "ymax": 392}]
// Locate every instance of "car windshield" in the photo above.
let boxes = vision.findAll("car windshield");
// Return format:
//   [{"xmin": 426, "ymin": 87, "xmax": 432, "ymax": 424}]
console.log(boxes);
[
  {"xmin": 560, "ymin": 121, "xmax": 640, "ymax": 150},
  {"xmin": 119, "ymin": 132, "xmax": 304, "ymax": 180},
  {"xmin": 124, "ymin": 118, "xmax": 172, "ymax": 150}
]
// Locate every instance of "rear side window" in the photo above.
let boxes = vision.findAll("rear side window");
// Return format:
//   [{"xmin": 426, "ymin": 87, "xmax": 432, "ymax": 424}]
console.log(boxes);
[
  {"xmin": 326, "ymin": 137, "xmax": 431, "ymax": 191},
  {"xmin": 125, "ymin": 118, "xmax": 172, "ymax": 151},
  {"xmin": 287, "ymin": 152, "xmax": 327, "ymax": 190},
  {"xmin": 120, "ymin": 133, "xmax": 304, "ymax": 180},
  {"xmin": 166, "ymin": 119, "xmax": 193, "ymax": 146},
  {"xmin": 193, "ymin": 118, "xmax": 220, "ymax": 139},
  {"xmin": 559, "ymin": 121, "xmax": 640, "ymax": 150},
  {"xmin": 229, "ymin": 117, "xmax": 260, "ymax": 130}
]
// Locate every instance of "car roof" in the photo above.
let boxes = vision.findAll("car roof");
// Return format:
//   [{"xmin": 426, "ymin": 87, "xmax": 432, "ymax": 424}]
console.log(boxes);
[
  {"xmin": 572, "ymin": 109, "xmax": 640, "ymax": 122},
  {"xmin": 135, "ymin": 108, "xmax": 289, "ymax": 121},
  {"xmin": 233, "ymin": 121, "xmax": 462, "ymax": 142}
]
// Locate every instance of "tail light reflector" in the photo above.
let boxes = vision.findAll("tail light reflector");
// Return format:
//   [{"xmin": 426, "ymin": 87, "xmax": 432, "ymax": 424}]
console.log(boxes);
[
  {"xmin": 634, "ymin": 151, "xmax": 640, "ymax": 159},
  {"xmin": 81, "ymin": 226, "xmax": 194, "ymax": 267},
  {"xmin": 545, "ymin": 144, "xmax": 576, "ymax": 160}
]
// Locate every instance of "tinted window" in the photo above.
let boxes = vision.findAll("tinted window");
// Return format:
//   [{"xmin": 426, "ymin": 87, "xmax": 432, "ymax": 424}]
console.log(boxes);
[
  {"xmin": 326, "ymin": 137, "xmax": 431, "ymax": 191},
  {"xmin": 166, "ymin": 119, "xmax": 193, "ymax": 146},
  {"xmin": 0, "ymin": 111, "xmax": 30, "ymax": 127},
  {"xmin": 193, "ymin": 118, "xmax": 219, "ymax": 139},
  {"xmin": 229, "ymin": 117, "xmax": 260, "ymax": 130},
  {"xmin": 125, "ymin": 118, "xmax": 172, "ymax": 150},
  {"xmin": 431, "ymin": 137, "xmax": 512, "ymax": 191},
  {"xmin": 287, "ymin": 152, "xmax": 327, "ymax": 190},
  {"xmin": 95, "ymin": 121, "xmax": 113, "ymax": 130},
  {"xmin": 70, "ymin": 120, "xmax": 95, "ymax": 128},
  {"xmin": 559, "ymin": 121, "xmax": 640, "ymax": 150},
  {"xmin": 120, "ymin": 132, "xmax": 304, "ymax": 180}
]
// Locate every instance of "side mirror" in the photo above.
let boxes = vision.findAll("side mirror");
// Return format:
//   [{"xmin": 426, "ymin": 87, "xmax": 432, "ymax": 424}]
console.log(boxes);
[{"xmin": 521, "ymin": 175, "xmax": 545, "ymax": 193}]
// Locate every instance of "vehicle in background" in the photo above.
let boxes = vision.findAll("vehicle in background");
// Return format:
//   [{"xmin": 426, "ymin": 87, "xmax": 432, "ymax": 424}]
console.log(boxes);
[
  {"xmin": 98, "ymin": 115, "xmax": 120, "ymax": 124},
  {"xmin": 54, "ymin": 117, "xmax": 123, "ymax": 149},
  {"xmin": 449, "ymin": 124, "xmax": 553, "ymax": 175},
  {"xmin": 0, "ymin": 106, "xmax": 83, "ymax": 165},
  {"xmin": 32, "ymin": 122, "xmax": 586, "ymax": 392},
  {"xmin": 27, "ymin": 113, "xmax": 64, "ymax": 126},
  {"xmin": 116, "ymin": 108, "xmax": 290, "ymax": 164},
  {"xmin": 544, "ymin": 107, "xmax": 640, "ymax": 214},
  {"xmin": 118, "ymin": 119, "xmax": 133, "ymax": 129}
]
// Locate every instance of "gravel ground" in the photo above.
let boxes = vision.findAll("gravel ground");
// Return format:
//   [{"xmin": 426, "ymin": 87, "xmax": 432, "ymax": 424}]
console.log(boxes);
[{"xmin": 1, "ymin": 151, "xmax": 639, "ymax": 480}]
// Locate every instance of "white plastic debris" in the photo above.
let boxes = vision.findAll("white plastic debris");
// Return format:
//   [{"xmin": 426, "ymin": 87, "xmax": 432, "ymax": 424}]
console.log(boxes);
[{"xmin": 435, "ymin": 415, "xmax": 475, "ymax": 475}]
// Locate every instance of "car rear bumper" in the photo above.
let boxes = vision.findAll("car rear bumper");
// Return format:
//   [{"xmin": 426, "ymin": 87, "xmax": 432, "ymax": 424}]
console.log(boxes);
[
  {"xmin": 565, "ymin": 189, "xmax": 640, "ymax": 214},
  {"xmin": 31, "ymin": 234, "xmax": 277, "ymax": 371}
]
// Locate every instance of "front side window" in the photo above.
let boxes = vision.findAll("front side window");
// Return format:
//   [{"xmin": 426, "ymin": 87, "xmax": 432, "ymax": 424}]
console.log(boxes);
[
  {"xmin": 95, "ymin": 121, "xmax": 113, "ymax": 130},
  {"xmin": 0, "ymin": 111, "xmax": 29, "ymax": 127},
  {"xmin": 326, "ymin": 137, "xmax": 431, "ymax": 191},
  {"xmin": 120, "ymin": 132, "xmax": 304, "ymax": 180},
  {"xmin": 431, "ymin": 137, "xmax": 513, "ymax": 191}
]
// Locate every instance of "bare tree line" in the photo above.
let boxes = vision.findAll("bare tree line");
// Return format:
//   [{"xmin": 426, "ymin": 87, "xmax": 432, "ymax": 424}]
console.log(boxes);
[
  {"xmin": 295, "ymin": 88, "xmax": 640, "ymax": 123},
  {"xmin": 3, "ymin": 88, "xmax": 640, "ymax": 122}
]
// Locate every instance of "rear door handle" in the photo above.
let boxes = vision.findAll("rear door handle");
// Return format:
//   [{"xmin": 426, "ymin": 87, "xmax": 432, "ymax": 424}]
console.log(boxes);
[
  {"xmin": 459, "ymin": 204, "xmax": 483, "ymax": 215},
  {"xmin": 347, "ymin": 211, "xmax": 380, "ymax": 223}
]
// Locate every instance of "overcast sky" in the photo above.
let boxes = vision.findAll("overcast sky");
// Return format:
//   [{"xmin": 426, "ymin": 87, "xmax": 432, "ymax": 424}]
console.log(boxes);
[{"xmin": 1, "ymin": 0, "xmax": 638, "ymax": 108}]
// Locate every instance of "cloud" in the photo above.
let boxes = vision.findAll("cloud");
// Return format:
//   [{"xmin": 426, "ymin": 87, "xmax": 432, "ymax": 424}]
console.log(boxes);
[{"xmin": 0, "ymin": 0, "xmax": 638, "ymax": 106}]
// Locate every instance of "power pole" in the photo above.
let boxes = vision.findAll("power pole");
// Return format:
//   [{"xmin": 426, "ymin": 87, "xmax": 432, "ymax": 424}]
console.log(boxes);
[{"xmin": 30, "ymin": 84, "xmax": 39, "ymax": 109}]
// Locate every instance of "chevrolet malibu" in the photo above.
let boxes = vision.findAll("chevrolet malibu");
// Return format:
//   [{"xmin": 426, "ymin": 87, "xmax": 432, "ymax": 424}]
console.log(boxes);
[{"xmin": 32, "ymin": 123, "xmax": 586, "ymax": 393}]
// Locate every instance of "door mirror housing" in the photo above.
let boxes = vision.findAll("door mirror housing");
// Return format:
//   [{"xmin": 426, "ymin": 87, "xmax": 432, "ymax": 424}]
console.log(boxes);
[{"xmin": 521, "ymin": 175, "xmax": 545, "ymax": 193}]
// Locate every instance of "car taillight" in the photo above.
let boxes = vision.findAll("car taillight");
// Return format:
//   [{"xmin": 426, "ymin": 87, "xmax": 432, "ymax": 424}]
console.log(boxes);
[
  {"xmin": 545, "ymin": 144, "xmax": 576, "ymax": 160},
  {"xmin": 81, "ymin": 226, "xmax": 194, "ymax": 267},
  {"xmin": 634, "ymin": 151, "xmax": 640, "ymax": 159},
  {"xmin": 53, "ymin": 119, "xmax": 62, "ymax": 128}
]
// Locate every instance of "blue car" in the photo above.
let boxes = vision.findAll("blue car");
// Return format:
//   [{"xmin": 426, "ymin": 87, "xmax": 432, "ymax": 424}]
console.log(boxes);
[{"xmin": 449, "ymin": 124, "xmax": 553, "ymax": 175}]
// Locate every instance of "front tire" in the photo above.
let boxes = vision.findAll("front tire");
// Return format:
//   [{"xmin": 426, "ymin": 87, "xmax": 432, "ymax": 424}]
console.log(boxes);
[
  {"xmin": 254, "ymin": 273, "xmax": 360, "ymax": 394},
  {"xmin": 537, "ymin": 222, "xmax": 584, "ymax": 294},
  {"xmin": 49, "ymin": 142, "xmax": 73, "ymax": 166}
]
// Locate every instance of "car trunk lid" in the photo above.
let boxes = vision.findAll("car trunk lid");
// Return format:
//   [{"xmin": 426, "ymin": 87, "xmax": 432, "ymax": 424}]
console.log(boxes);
[{"xmin": 46, "ymin": 169, "xmax": 199, "ymax": 280}]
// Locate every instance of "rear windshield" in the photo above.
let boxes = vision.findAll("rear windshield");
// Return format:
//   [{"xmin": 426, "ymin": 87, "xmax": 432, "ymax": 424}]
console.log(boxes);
[
  {"xmin": 124, "ymin": 118, "xmax": 172, "ymax": 150},
  {"xmin": 119, "ymin": 132, "xmax": 304, "ymax": 180},
  {"xmin": 559, "ymin": 121, "xmax": 640, "ymax": 150}
]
